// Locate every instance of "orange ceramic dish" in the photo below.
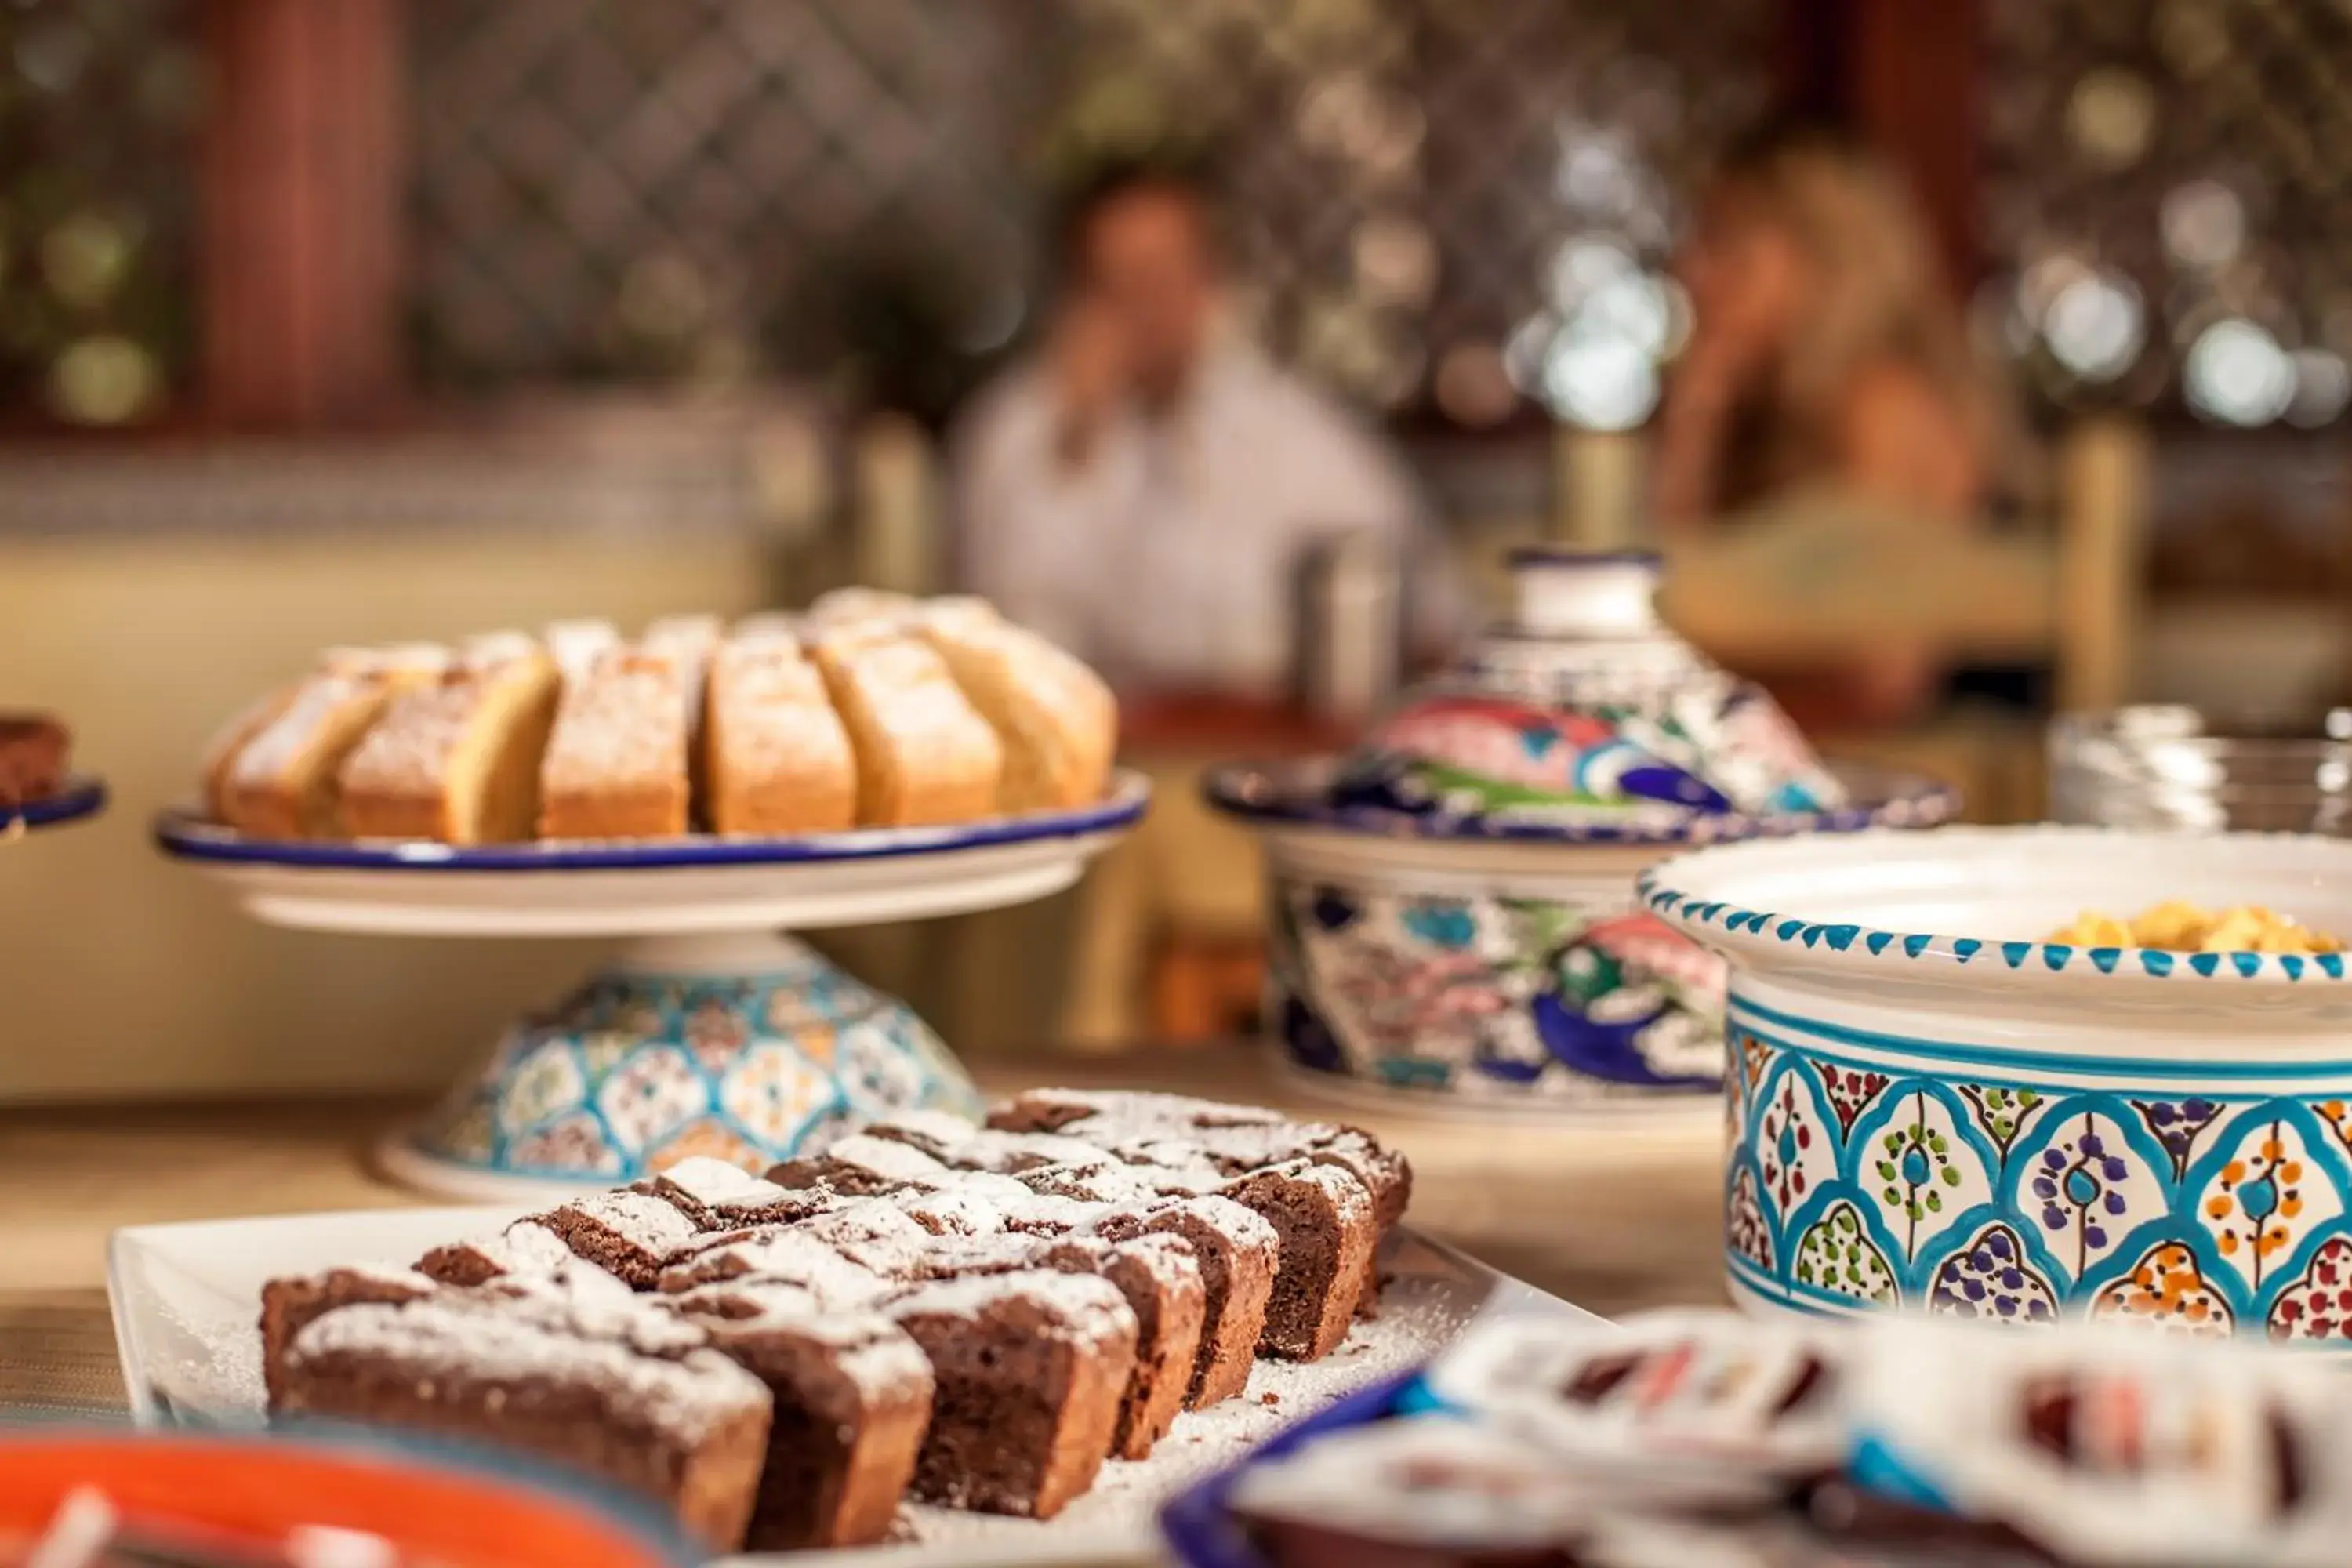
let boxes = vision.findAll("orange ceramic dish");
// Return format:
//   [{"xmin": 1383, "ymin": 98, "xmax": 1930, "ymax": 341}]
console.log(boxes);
[{"xmin": 0, "ymin": 1429, "xmax": 691, "ymax": 1568}]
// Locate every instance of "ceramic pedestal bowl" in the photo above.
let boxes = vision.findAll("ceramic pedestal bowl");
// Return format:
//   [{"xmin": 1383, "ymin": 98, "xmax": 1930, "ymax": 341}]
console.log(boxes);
[
  {"xmin": 1207, "ymin": 760, "xmax": 1955, "ymax": 1116},
  {"xmin": 1643, "ymin": 825, "xmax": 2352, "ymax": 1344}
]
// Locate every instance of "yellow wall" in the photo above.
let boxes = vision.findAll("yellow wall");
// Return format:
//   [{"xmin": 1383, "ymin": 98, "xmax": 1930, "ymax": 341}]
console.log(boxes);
[{"xmin": 0, "ymin": 529, "xmax": 772, "ymax": 1102}]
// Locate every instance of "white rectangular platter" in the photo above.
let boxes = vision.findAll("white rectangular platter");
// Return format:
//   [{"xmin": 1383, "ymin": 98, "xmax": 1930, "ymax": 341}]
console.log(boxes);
[{"xmin": 109, "ymin": 1206, "xmax": 1601, "ymax": 1566}]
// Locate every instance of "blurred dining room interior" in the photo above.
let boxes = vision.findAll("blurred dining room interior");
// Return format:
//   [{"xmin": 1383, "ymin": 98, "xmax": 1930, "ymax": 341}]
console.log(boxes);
[{"xmin": 6, "ymin": 0, "xmax": 2352, "ymax": 1414}]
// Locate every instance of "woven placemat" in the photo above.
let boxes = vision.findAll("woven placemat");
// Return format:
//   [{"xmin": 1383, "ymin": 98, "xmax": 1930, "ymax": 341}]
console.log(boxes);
[{"xmin": 0, "ymin": 1290, "xmax": 128, "ymax": 1419}]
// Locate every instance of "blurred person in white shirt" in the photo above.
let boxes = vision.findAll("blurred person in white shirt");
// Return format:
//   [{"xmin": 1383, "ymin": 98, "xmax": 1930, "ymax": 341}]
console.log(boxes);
[{"xmin": 953, "ymin": 157, "xmax": 1461, "ymax": 700}]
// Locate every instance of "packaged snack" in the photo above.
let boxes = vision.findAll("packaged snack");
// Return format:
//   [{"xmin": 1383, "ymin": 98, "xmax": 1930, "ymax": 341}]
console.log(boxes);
[
  {"xmin": 1845, "ymin": 1319, "xmax": 2352, "ymax": 1568},
  {"xmin": 1421, "ymin": 1312, "xmax": 1843, "ymax": 1497},
  {"xmin": 1226, "ymin": 1416, "xmax": 1602, "ymax": 1567}
]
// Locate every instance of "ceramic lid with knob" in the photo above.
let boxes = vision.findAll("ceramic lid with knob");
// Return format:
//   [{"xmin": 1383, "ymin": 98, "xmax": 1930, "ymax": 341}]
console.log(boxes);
[{"xmin": 1208, "ymin": 550, "xmax": 1942, "ymax": 845}]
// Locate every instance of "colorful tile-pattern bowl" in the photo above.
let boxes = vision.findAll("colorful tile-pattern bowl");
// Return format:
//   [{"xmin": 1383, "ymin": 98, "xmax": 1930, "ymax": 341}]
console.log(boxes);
[
  {"xmin": 1643, "ymin": 826, "xmax": 2352, "ymax": 1342},
  {"xmin": 1221, "ymin": 761, "xmax": 1956, "ymax": 1113},
  {"xmin": 400, "ymin": 937, "xmax": 980, "ymax": 1192}
]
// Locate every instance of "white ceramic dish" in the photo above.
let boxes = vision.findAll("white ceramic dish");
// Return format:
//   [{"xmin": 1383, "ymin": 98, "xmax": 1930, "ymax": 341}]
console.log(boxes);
[
  {"xmin": 151, "ymin": 771, "xmax": 1149, "ymax": 938},
  {"xmin": 1642, "ymin": 825, "xmax": 2352, "ymax": 1344},
  {"xmin": 151, "ymin": 779, "xmax": 1149, "ymax": 1200},
  {"xmin": 109, "ymin": 1206, "xmax": 1599, "ymax": 1566}
]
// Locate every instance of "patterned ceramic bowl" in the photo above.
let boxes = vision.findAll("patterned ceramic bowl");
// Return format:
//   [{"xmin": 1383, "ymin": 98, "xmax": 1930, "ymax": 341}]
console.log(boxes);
[
  {"xmin": 1206, "ymin": 551, "xmax": 1955, "ymax": 1115},
  {"xmin": 1643, "ymin": 825, "xmax": 2352, "ymax": 1345}
]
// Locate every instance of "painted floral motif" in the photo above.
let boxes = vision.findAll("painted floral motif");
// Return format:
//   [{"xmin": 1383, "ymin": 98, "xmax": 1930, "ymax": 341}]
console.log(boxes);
[
  {"xmin": 596, "ymin": 1044, "xmax": 706, "ymax": 1156},
  {"xmin": 1820, "ymin": 1066, "xmax": 1890, "ymax": 1138},
  {"xmin": 1958, "ymin": 1084, "xmax": 2046, "ymax": 1166},
  {"xmin": 2131, "ymin": 1098, "xmax": 2225, "ymax": 1182},
  {"xmin": 718, "ymin": 1040, "xmax": 832, "ymax": 1144},
  {"xmin": 575, "ymin": 1031, "xmax": 637, "ymax": 1087},
  {"xmin": 2025, "ymin": 1112, "xmax": 2162, "ymax": 1281},
  {"xmin": 764, "ymin": 986, "xmax": 826, "ymax": 1036},
  {"xmin": 1926, "ymin": 1224, "xmax": 2058, "ymax": 1326},
  {"xmin": 2267, "ymin": 1237, "xmax": 2352, "ymax": 1341},
  {"xmin": 1726, "ymin": 1165, "xmax": 1774, "ymax": 1271},
  {"xmin": 1287, "ymin": 884, "xmax": 1724, "ymax": 1095},
  {"xmin": 684, "ymin": 1000, "xmax": 752, "ymax": 1076},
  {"xmin": 1759, "ymin": 1075, "xmax": 1833, "ymax": 1214},
  {"xmin": 834, "ymin": 1018, "xmax": 931, "ymax": 1116},
  {"xmin": 1792, "ymin": 1202, "xmax": 1897, "ymax": 1305},
  {"xmin": 508, "ymin": 1112, "xmax": 624, "ymax": 1177},
  {"xmin": 2200, "ymin": 1119, "xmax": 2340, "ymax": 1294},
  {"xmin": 1737, "ymin": 1034, "xmax": 1772, "ymax": 1105},
  {"xmin": 2315, "ymin": 1101, "xmax": 2352, "ymax": 1160},
  {"xmin": 650, "ymin": 1120, "xmax": 766, "ymax": 1174},
  {"xmin": 1869, "ymin": 1090, "xmax": 1987, "ymax": 1261},
  {"xmin": 495, "ymin": 1043, "xmax": 586, "ymax": 1137},
  {"xmin": 2090, "ymin": 1243, "xmax": 2234, "ymax": 1338}
]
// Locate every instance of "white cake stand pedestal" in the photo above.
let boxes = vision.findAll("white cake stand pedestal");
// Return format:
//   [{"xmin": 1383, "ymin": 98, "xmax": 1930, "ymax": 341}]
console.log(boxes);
[{"xmin": 155, "ymin": 774, "xmax": 1149, "ymax": 1200}]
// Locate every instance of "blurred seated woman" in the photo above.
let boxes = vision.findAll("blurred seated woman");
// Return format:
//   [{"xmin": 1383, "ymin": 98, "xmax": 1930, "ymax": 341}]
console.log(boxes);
[{"xmin": 1654, "ymin": 123, "xmax": 2016, "ymax": 730}]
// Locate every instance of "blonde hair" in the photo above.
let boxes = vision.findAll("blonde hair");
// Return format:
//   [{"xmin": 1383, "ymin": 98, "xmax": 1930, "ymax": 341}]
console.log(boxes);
[{"xmin": 1716, "ymin": 129, "xmax": 2021, "ymax": 504}]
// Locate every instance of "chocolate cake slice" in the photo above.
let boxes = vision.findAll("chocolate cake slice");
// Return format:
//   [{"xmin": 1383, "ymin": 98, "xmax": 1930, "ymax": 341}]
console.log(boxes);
[
  {"xmin": 769, "ymin": 1134, "xmax": 956, "ymax": 1196},
  {"xmin": 416, "ymin": 1219, "xmax": 633, "ymax": 1296},
  {"xmin": 1030, "ymin": 1166, "xmax": 1279, "ymax": 1410},
  {"xmin": 666, "ymin": 1285, "xmax": 936, "ymax": 1552},
  {"xmin": 637, "ymin": 1156, "xmax": 840, "ymax": 1232},
  {"xmin": 1228, "ymin": 1163, "xmax": 1379, "ymax": 1361},
  {"xmin": 258, "ymin": 1265, "xmax": 435, "ymax": 1405},
  {"xmin": 536, "ymin": 1190, "xmax": 713, "ymax": 1287},
  {"xmin": 658, "ymin": 1225, "xmax": 894, "ymax": 1306},
  {"xmin": 883, "ymin": 1270, "xmax": 1139, "ymax": 1520},
  {"xmin": 275, "ymin": 1299, "xmax": 772, "ymax": 1552}
]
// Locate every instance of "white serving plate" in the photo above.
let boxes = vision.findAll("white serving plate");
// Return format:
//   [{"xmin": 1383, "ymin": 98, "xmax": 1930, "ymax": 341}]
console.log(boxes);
[
  {"xmin": 109, "ymin": 1206, "xmax": 1599, "ymax": 1567},
  {"xmin": 150, "ymin": 771, "xmax": 1148, "ymax": 937}
]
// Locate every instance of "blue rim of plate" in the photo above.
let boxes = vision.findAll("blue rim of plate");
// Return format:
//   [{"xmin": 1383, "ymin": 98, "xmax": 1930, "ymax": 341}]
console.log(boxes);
[
  {"xmin": 10, "ymin": 776, "xmax": 106, "ymax": 832},
  {"xmin": 1202, "ymin": 759, "xmax": 1958, "ymax": 847},
  {"xmin": 151, "ymin": 769, "xmax": 1149, "ymax": 873}
]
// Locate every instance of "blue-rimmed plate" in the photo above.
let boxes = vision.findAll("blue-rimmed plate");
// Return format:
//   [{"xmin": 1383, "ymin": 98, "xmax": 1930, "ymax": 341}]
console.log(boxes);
[
  {"xmin": 151, "ymin": 771, "xmax": 1149, "ymax": 937},
  {"xmin": 9, "ymin": 775, "xmax": 106, "ymax": 833}
]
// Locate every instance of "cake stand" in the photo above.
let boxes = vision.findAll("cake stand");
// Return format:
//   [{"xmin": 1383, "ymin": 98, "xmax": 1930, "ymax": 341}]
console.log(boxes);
[
  {"xmin": 154, "ymin": 772, "xmax": 1150, "ymax": 1201},
  {"xmin": 9, "ymin": 776, "xmax": 107, "ymax": 835}
]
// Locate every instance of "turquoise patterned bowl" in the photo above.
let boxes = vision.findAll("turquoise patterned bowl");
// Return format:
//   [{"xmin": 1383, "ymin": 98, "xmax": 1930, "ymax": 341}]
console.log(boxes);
[{"xmin": 1643, "ymin": 824, "xmax": 2352, "ymax": 1345}]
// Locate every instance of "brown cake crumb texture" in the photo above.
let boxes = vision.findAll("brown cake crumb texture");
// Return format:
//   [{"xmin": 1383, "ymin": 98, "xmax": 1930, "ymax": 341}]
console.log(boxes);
[{"xmin": 258, "ymin": 1094, "xmax": 1408, "ymax": 1552}]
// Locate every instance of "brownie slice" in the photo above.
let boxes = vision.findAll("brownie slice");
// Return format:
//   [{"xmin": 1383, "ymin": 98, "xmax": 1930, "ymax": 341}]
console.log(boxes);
[
  {"xmin": 1024, "ymin": 1165, "xmax": 1282, "ymax": 1406},
  {"xmin": 258, "ymin": 1265, "xmax": 435, "ymax": 1406},
  {"xmin": 276, "ymin": 1299, "xmax": 772, "ymax": 1552},
  {"xmin": 865, "ymin": 1112, "xmax": 1116, "ymax": 1175},
  {"xmin": 416, "ymin": 1219, "xmax": 633, "ymax": 1295},
  {"xmin": 637, "ymin": 1156, "xmax": 840, "ymax": 1232},
  {"xmin": 768, "ymin": 1134, "xmax": 956, "ymax": 1196},
  {"xmin": 883, "ymin": 1271, "xmax": 1139, "ymax": 1520},
  {"xmin": 0, "ymin": 713, "xmax": 67, "ymax": 806},
  {"xmin": 989, "ymin": 1090, "xmax": 1412, "ymax": 1232},
  {"xmin": 1228, "ymin": 1164, "xmax": 1379, "ymax": 1361},
  {"xmin": 658, "ymin": 1225, "xmax": 894, "ymax": 1305},
  {"xmin": 536, "ymin": 1191, "xmax": 713, "ymax": 1287},
  {"xmin": 667, "ymin": 1284, "xmax": 936, "ymax": 1552}
]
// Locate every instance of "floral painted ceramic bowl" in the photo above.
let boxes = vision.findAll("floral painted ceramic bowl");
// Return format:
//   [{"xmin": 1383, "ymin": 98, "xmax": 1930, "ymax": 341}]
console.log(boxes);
[
  {"xmin": 1207, "ymin": 553, "xmax": 1955, "ymax": 1116},
  {"xmin": 1643, "ymin": 824, "xmax": 2352, "ymax": 1345}
]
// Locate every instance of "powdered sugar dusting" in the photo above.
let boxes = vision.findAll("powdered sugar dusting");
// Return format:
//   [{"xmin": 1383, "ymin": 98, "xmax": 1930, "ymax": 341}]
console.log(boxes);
[
  {"xmin": 884, "ymin": 1269, "xmax": 1135, "ymax": 1349},
  {"xmin": 229, "ymin": 675, "xmax": 371, "ymax": 788},
  {"xmin": 541, "ymin": 652, "xmax": 688, "ymax": 792},
  {"xmin": 895, "ymin": 1284, "xmax": 1465, "ymax": 1550},
  {"xmin": 289, "ymin": 1301, "xmax": 764, "ymax": 1439}
]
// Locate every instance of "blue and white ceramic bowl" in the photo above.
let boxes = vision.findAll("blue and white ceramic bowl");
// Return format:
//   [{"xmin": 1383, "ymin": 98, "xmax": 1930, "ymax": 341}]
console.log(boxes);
[
  {"xmin": 1207, "ymin": 553, "xmax": 1955, "ymax": 1116},
  {"xmin": 1645, "ymin": 824, "xmax": 2352, "ymax": 1345}
]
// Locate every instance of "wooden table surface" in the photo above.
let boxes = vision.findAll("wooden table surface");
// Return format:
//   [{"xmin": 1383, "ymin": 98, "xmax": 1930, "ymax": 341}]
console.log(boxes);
[{"xmin": 0, "ymin": 1049, "xmax": 1726, "ymax": 1419}]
